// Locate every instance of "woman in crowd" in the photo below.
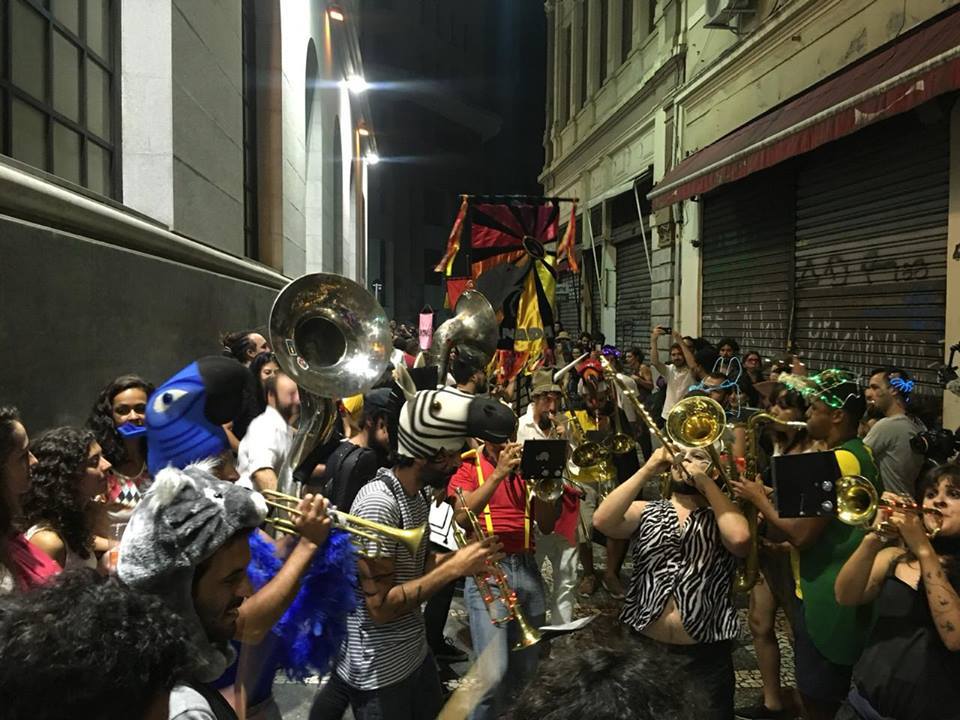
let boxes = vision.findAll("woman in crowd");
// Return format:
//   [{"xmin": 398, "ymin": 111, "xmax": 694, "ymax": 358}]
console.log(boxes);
[
  {"xmin": 249, "ymin": 351, "xmax": 280, "ymax": 414},
  {"xmin": 87, "ymin": 375, "xmax": 154, "ymax": 524},
  {"xmin": 833, "ymin": 463, "xmax": 960, "ymax": 720},
  {"xmin": 743, "ymin": 350, "xmax": 764, "ymax": 385},
  {"xmin": 23, "ymin": 427, "xmax": 112, "ymax": 570},
  {"xmin": 222, "ymin": 329, "xmax": 271, "ymax": 366},
  {"xmin": 0, "ymin": 407, "xmax": 60, "ymax": 593},
  {"xmin": 733, "ymin": 384, "xmax": 821, "ymax": 720}
]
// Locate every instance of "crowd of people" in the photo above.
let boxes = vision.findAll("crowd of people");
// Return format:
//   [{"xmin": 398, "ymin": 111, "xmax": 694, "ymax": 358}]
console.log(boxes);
[{"xmin": 0, "ymin": 313, "xmax": 958, "ymax": 720}]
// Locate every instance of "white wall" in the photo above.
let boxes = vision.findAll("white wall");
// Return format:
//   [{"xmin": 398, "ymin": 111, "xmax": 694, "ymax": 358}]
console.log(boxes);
[
  {"xmin": 120, "ymin": 0, "xmax": 174, "ymax": 227},
  {"xmin": 279, "ymin": 0, "xmax": 364, "ymax": 282}
]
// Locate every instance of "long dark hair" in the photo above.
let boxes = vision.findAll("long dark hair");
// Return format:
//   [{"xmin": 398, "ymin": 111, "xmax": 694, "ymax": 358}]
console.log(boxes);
[
  {"xmin": 248, "ymin": 352, "xmax": 278, "ymax": 413},
  {"xmin": 0, "ymin": 406, "xmax": 23, "ymax": 579},
  {"xmin": 221, "ymin": 330, "xmax": 258, "ymax": 363},
  {"xmin": 900, "ymin": 463, "xmax": 960, "ymax": 589},
  {"xmin": 768, "ymin": 383, "xmax": 811, "ymax": 454},
  {"xmin": 22, "ymin": 427, "xmax": 97, "ymax": 559},
  {"xmin": 0, "ymin": 406, "xmax": 22, "ymax": 539},
  {"xmin": 87, "ymin": 375, "xmax": 154, "ymax": 468}
]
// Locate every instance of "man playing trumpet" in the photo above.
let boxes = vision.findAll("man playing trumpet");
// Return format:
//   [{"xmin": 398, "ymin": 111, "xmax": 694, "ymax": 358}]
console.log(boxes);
[
  {"xmin": 329, "ymin": 387, "xmax": 512, "ymax": 720},
  {"xmin": 449, "ymin": 436, "xmax": 559, "ymax": 720}
]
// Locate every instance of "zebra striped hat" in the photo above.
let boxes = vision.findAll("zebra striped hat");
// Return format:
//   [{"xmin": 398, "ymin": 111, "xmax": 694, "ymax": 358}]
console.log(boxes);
[{"xmin": 397, "ymin": 386, "xmax": 516, "ymax": 459}]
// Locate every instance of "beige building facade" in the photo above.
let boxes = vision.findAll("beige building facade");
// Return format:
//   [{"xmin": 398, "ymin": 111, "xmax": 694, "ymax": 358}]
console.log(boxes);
[{"xmin": 542, "ymin": 0, "xmax": 960, "ymax": 423}]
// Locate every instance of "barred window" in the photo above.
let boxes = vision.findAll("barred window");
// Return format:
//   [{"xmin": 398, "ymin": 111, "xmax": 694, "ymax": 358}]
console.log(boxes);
[{"xmin": 1, "ymin": 0, "xmax": 118, "ymax": 196}]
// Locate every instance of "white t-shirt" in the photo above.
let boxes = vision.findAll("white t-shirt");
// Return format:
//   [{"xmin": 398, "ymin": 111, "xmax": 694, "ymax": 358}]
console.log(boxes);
[
  {"xmin": 614, "ymin": 373, "xmax": 640, "ymax": 424},
  {"xmin": 661, "ymin": 364, "xmax": 695, "ymax": 420},
  {"xmin": 517, "ymin": 404, "xmax": 550, "ymax": 443},
  {"xmin": 237, "ymin": 405, "xmax": 294, "ymax": 492}
]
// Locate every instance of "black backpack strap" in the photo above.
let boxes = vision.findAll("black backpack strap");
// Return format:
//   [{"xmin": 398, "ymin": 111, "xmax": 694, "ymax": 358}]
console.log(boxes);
[{"xmin": 185, "ymin": 682, "xmax": 240, "ymax": 720}]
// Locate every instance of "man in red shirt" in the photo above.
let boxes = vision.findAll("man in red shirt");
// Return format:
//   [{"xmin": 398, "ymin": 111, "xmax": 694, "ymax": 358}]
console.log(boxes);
[{"xmin": 449, "ymin": 440, "xmax": 559, "ymax": 720}]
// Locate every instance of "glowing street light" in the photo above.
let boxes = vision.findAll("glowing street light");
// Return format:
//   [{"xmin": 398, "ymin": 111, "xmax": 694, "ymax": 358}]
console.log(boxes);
[
  {"xmin": 328, "ymin": 5, "xmax": 345, "ymax": 22},
  {"xmin": 357, "ymin": 125, "xmax": 371, "ymax": 137},
  {"xmin": 344, "ymin": 75, "xmax": 369, "ymax": 94},
  {"xmin": 364, "ymin": 152, "xmax": 380, "ymax": 166}
]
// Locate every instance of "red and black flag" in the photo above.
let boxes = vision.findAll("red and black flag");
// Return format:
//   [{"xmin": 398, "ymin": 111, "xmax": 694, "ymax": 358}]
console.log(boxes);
[{"xmin": 435, "ymin": 195, "xmax": 578, "ymax": 379}]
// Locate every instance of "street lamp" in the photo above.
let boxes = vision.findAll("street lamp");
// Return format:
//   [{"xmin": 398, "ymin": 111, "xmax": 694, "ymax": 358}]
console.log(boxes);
[
  {"xmin": 344, "ymin": 75, "xmax": 369, "ymax": 94},
  {"xmin": 328, "ymin": 5, "xmax": 345, "ymax": 22},
  {"xmin": 364, "ymin": 152, "xmax": 380, "ymax": 166}
]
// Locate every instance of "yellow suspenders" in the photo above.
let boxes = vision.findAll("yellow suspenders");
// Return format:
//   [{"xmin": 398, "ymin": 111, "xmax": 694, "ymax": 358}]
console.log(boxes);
[{"xmin": 471, "ymin": 450, "xmax": 531, "ymax": 551}]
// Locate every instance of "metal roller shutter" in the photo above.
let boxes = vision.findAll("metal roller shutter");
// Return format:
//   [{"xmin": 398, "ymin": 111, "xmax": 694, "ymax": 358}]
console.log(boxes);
[
  {"xmin": 555, "ymin": 269, "xmax": 581, "ymax": 336},
  {"xmin": 793, "ymin": 113, "xmax": 948, "ymax": 395},
  {"xmin": 615, "ymin": 237, "xmax": 652, "ymax": 349},
  {"xmin": 701, "ymin": 164, "xmax": 795, "ymax": 363}
]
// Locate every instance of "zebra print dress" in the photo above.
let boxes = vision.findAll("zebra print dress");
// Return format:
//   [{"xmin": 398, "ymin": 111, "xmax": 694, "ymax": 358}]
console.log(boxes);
[{"xmin": 619, "ymin": 499, "xmax": 739, "ymax": 643}]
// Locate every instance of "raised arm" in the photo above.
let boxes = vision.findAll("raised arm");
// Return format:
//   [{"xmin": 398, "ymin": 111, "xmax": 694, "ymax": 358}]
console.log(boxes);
[
  {"xmin": 594, "ymin": 448, "xmax": 671, "ymax": 539},
  {"xmin": 672, "ymin": 330, "xmax": 705, "ymax": 380},
  {"xmin": 650, "ymin": 327, "xmax": 668, "ymax": 376},
  {"xmin": 896, "ymin": 511, "xmax": 960, "ymax": 651},
  {"xmin": 834, "ymin": 532, "xmax": 901, "ymax": 607}
]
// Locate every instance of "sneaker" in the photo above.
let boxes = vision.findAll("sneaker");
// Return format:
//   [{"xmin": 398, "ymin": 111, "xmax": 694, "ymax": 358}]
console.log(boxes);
[
  {"xmin": 432, "ymin": 637, "xmax": 468, "ymax": 663},
  {"xmin": 735, "ymin": 704, "xmax": 790, "ymax": 720}
]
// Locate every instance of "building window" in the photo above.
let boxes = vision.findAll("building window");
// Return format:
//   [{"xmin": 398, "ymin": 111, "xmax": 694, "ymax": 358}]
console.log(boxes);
[
  {"xmin": 648, "ymin": 0, "xmax": 658, "ymax": 35},
  {"xmin": 0, "ymin": 0, "xmax": 118, "ymax": 196},
  {"xmin": 242, "ymin": 0, "xmax": 259, "ymax": 260},
  {"xmin": 599, "ymin": 0, "xmax": 609, "ymax": 86},
  {"xmin": 578, "ymin": 7, "xmax": 588, "ymax": 108},
  {"xmin": 621, "ymin": 0, "xmax": 634, "ymax": 63}
]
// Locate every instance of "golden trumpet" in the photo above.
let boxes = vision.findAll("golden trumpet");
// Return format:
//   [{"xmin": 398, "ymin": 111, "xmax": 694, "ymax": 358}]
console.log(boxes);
[
  {"xmin": 836, "ymin": 476, "xmax": 943, "ymax": 537},
  {"xmin": 454, "ymin": 488, "xmax": 542, "ymax": 650},
  {"xmin": 261, "ymin": 489, "xmax": 426, "ymax": 558}
]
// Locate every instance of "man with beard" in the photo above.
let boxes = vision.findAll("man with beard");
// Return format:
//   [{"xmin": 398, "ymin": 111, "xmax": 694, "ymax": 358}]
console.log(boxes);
[
  {"xmin": 314, "ymin": 388, "xmax": 396, "ymax": 513},
  {"xmin": 237, "ymin": 371, "xmax": 300, "ymax": 493},
  {"xmin": 863, "ymin": 367, "xmax": 926, "ymax": 497},
  {"xmin": 517, "ymin": 370, "xmax": 581, "ymax": 625},
  {"xmin": 593, "ymin": 446, "xmax": 750, "ymax": 720},
  {"xmin": 332, "ymin": 387, "xmax": 511, "ymax": 720}
]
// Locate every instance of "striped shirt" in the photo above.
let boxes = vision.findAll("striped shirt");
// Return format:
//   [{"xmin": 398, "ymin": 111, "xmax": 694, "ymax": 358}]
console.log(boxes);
[
  {"xmin": 620, "ymin": 500, "xmax": 739, "ymax": 643},
  {"xmin": 336, "ymin": 468, "xmax": 430, "ymax": 690}
]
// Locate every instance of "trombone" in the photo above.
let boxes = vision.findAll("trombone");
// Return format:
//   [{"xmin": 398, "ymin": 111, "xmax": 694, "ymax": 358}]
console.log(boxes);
[
  {"xmin": 261, "ymin": 489, "xmax": 427, "ymax": 558},
  {"xmin": 836, "ymin": 476, "xmax": 943, "ymax": 537},
  {"xmin": 554, "ymin": 354, "xmax": 608, "ymax": 469},
  {"xmin": 453, "ymin": 488, "xmax": 542, "ymax": 650}
]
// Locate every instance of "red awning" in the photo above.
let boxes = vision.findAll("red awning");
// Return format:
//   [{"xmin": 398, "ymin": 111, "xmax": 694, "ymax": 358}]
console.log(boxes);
[{"xmin": 649, "ymin": 7, "xmax": 960, "ymax": 210}]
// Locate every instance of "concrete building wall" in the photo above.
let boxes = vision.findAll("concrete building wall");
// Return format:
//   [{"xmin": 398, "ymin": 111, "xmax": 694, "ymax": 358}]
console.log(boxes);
[
  {"xmin": 171, "ymin": 0, "xmax": 245, "ymax": 256},
  {"xmin": 0, "ymin": 214, "xmax": 275, "ymax": 431},
  {"xmin": 541, "ymin": 0, "xmax": 683, "ymax": 338},
  {"xmin": 279, "ymin": 0, "xmax": 366, "ymax": 282}
]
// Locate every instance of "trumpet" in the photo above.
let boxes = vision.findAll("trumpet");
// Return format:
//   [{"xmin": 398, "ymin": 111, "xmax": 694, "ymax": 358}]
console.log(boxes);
[
  {"xmin": 453, "ymin": 488, "xmax": 542, "ymax": 650},
  {"xmin": 261, "ymin": 489, "xmax": 427, "ymax": 558},
  {"xmin": 837, "ymin": 476, "xmax": 943, "ymax": 537}
]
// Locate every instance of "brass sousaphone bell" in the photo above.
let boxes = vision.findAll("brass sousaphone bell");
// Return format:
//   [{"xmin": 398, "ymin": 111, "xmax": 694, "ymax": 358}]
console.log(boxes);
[
  {"xmin": 425, "ymin": 289, "xmax": 498, "ymax": 387},
  {"xmin": 269, "ymin": 273, "xmax": 392, "ymax": 494}
]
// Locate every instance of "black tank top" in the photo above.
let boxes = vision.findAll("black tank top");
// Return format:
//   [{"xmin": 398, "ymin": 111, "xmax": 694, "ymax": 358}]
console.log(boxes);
[{"xmin": 853, "ymin": 573, "xmax": 960, "ymax": 720}]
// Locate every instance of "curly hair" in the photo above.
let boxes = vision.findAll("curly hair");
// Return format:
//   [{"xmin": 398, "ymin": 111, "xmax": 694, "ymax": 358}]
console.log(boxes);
[
  {"xmin": 506, "ymin": 614, "xmax": 704, "ymax": 720},
  {"xmin": 87, "ymin": 375, "xmax": 154, "ymax": 467},
  {"xmin": 0, "ymin": 569, "xmax": 192, "ymax": 720},
  {"xmin": 0, "ymin": 406, "xmax": 23, "ymax": 536},
  {"xmin": 22, "ymin": 427, "xmax": 97, "ymax": 559}
]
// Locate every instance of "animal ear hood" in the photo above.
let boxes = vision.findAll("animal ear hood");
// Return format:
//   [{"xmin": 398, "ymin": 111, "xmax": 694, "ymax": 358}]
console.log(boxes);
[{"xmin": 118, "ymin": 463, "xmax": 266, "ymax": 681}]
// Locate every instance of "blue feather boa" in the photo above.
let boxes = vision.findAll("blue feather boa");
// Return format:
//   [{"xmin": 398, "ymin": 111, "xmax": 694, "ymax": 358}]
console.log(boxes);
[{"xmin": 246, "ymin": 530, "xmax": 358, "ymax": 680}]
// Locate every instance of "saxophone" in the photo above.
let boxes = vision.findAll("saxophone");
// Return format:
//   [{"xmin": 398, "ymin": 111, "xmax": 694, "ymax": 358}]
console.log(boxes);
[{"xmin": 732, "ymin": 413, "xmax": 806, "ymax": 593}]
